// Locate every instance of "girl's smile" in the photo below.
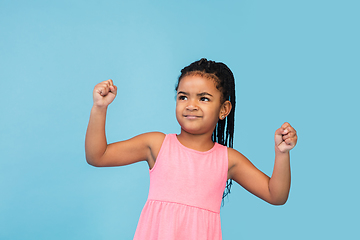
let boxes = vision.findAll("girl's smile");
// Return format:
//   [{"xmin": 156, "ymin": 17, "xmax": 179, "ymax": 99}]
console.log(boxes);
[{"xmin": 184, "ymin": 114, "xmax": 202, "ymax": 119}]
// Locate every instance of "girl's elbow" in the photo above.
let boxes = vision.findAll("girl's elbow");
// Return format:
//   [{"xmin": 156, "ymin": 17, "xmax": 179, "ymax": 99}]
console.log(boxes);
[
  {"xmin": 86, "ymin": 156, "xmax": 104, "ymax": 167},
  {"xmin": 269, "ymin": 196, "xmax": 288, "ymax": 206},
  {"xmin": 87, "ymin": 161, "xmax": 100, "ymax": 167},
  {"xmin": 272, "ymin": 200, "xmax": 287, "ymax": 206}
]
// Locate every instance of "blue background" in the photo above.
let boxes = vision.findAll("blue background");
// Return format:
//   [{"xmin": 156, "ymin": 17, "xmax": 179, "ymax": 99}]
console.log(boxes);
[{"xmin": 1, "ymin": 0, "xmax": 359, "ymax": 239}]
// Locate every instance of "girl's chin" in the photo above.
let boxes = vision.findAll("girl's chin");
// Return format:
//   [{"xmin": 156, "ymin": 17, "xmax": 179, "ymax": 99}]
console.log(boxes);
[{"xmin": 180, "ymin": 128, "xmax": 210, "ymax": 136}]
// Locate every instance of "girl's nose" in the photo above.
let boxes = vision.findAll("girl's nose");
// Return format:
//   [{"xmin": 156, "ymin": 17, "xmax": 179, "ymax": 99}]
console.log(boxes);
[{"xmin": 186, "ymin": 101, "xmax": 198, "ymax": 111}]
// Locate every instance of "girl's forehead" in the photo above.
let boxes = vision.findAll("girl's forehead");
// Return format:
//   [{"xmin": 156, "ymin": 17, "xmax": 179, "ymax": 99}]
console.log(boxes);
[{"xmin": 177, "ymin": 75, "xmax": 218, "ymax": 91}]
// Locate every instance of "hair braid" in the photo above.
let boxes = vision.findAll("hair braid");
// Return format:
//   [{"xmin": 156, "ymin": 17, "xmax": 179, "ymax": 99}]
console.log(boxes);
[{"xmin": 176, "ymin": 58, "xmax": 236, "ymax": 202}]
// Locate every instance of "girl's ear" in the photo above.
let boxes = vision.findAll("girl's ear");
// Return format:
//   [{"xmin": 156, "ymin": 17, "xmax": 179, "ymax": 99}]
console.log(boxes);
[{"xmin": 219, "ymin": 100, "xmax": 232, "ymax": 120}]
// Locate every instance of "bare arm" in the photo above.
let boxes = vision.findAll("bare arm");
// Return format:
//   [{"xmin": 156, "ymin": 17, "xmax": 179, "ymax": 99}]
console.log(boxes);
[
  {"xmin": 85, "ymin": 79, "xmax": 117, "ymax": 166},
  {"xmin": 228, "ymin": 122, "xmax": 297, "ymax": 205},
  {"xmin": 267, "ymin": 151, "xmax": 291, "ymax": 205},
  {"xmin": 85, "ymin": 105, "xmax": 109, "ymax": 166},
  {"xmin": 85, "ymin": 79, "xmax": 165, "ymax": 167}
]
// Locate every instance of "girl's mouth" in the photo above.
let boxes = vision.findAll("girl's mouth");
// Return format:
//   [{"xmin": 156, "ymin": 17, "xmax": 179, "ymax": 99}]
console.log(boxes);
[{"xmin": 184, "ymin": 115, "xmax": 202, "ymax": 119}]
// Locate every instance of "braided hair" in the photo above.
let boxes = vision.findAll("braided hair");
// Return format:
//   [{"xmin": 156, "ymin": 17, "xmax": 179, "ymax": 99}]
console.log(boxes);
[{"xmin": 176, "ymin": 58, "xmax": 236, "ymax": 200}]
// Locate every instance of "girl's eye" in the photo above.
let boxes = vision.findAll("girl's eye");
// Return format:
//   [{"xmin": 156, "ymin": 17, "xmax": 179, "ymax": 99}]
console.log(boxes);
[
  {"xmin": 178, "ymin": 95, "xmax": 187, "ymax": 100},
  {"xmin": 200, "ymin": 97, "xmax": 210, "ymax": 102}
]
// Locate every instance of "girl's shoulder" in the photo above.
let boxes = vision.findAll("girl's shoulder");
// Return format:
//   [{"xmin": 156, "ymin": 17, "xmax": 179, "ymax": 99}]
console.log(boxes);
[
  {"xmin": 140, "ymin": 131, "xmax": 166, "ymax": 147},
  {"xmin": 227, "ymin": 147, "xmax": 244, "ymax": 158},
  {"xmin": 227, "ymin": 147, "xmax": 250, "ymax": 170},
  {"xmin": 142, "ymin": 132, "xmax": 166, "ymax": 168},
  {"xmin": 142, "ymin": 131, "xmax": 166, "ymax": 138}
]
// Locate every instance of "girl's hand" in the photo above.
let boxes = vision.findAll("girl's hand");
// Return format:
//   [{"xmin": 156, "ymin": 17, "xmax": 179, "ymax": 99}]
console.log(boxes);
[
  {"xmin": 93, "ymin": 79, "xmax": 117, "ymax": 108},
  {"xmin": 274, "ymin": 122, "xmax": 297, "ymax": 153}
]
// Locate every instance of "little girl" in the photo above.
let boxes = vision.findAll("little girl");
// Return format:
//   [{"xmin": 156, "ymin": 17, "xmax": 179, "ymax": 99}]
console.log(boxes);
[{"xmin": 85, "ymin": 58, "xmax": 297, "ymax": 240}]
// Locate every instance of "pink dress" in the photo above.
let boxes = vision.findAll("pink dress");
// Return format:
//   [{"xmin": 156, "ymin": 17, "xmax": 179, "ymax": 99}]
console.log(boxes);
[{"xmin": 133, "ymin": 134, "xmax": 228, "ymax": 240}]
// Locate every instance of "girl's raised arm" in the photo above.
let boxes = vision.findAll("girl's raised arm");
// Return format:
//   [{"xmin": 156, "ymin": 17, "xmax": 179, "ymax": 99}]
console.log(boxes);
[
  {"xmin": 85, "ymin": 80, "xmax": 164, "ymax": 167},
  {"xmin": 228, "ymin": 122, "xmax": 297, "ymax": 205}
]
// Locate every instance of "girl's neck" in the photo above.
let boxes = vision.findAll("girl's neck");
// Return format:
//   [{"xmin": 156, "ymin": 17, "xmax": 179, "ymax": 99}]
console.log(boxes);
[{"xmin": 176, "ymin": 130, "xmax": 214, "ymax": 152}]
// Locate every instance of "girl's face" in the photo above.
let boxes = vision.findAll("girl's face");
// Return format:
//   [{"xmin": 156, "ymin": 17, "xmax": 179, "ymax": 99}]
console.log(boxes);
[{"xmin": 176, "ymin": 75, "xmax": 225, "ymax": 136}]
